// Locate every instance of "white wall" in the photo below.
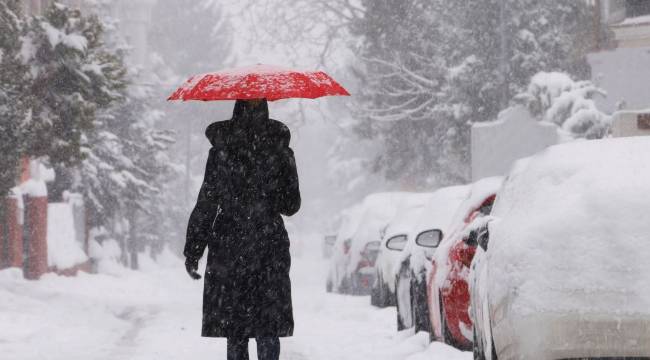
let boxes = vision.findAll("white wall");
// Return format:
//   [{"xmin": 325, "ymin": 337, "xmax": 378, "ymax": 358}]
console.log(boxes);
[
  {"xmin": 589, "ymin": 46, "xmax": 650, "ymax": 112},
  {"xmin": 471, "ymin": 106, "xmax": 559, "ymax": 181}
]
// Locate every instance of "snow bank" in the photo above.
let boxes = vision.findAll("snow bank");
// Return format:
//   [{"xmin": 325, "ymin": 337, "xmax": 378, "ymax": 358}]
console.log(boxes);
[
  {"xmin": 488, "ymin": 137, "xmax": 650, "ymax": 316},
  {"xmin": 47, "ymin": 203, "xmax": 88, "ymax": 269},
  {"xmin": 0, "ymin": 250, "xmax": 189, "ymax": 360},
  {"xmin": 406, "ymin": 341, "xmax": 472, "ymax": 360}
]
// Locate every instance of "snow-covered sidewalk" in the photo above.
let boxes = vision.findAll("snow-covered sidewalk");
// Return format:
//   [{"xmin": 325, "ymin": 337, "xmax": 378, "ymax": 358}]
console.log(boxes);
[{"xmin": 0, "ymin": 248, "xmax": 469, "ymax": 360}]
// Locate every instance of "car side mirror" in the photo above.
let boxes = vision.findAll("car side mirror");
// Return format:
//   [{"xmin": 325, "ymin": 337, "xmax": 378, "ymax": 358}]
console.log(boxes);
[
  {"xmin": 385, "ymin": 235, "xmax": 408, "ymax": 251},
  {"xmin": 415, "ymin": 229, "xmax": 443, "ymax": 248}
]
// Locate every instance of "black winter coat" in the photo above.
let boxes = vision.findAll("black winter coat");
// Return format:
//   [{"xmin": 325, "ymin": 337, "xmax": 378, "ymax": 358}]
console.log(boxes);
[{"xmin": 184, "ymin": 100, "xmax": 301, "ymax": 338}]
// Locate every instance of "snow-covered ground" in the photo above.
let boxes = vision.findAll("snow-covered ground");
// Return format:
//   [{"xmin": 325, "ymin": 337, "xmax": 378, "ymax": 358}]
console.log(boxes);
[{"xmin": 0, "ymin": 236, "xmax": 470, "ymax": 360}]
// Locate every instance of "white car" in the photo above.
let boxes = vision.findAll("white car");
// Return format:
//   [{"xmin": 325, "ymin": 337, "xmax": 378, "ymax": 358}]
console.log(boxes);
[
  {"xmin": 371, "ymin": 198, "xmax": 430, "ymax": 307},
  {"xmin": 389, "ymin": 185, "xmax": 471, "ymax": 332},
  {"xmin": 327, "ymin": 192, "xmax": 413, "ymax": 295},
  {"xmin": 470, "ymin": 137, "xmax": 650, "ymax": 360}
]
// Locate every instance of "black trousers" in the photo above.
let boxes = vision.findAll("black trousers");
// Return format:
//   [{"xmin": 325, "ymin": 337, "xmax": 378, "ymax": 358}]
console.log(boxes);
[{"xmin": 227, "ymin": 337, "xmax": 280, "ymax": 360}]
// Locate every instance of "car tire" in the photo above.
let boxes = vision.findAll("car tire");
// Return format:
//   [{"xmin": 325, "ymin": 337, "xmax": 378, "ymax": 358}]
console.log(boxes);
[
  {"xmin": 440, "ymin": 293, "xmax": 461, "ymax": 350},
  {"xmin": 413, "ymin": 277, "xmax": 431, "ymax": 334},
  {"xmin": 340, "ymin": 275, "xmax": 351, "ymax": 294},
  {"xmin": 371, "ymin": 273, "xmax": 390, "ymax": 308},
  {"xmin": 473, "ymin": 327, "xmax": 485, "ymax": 360},
  {"xmin": 326, "ymin": 279, "xmax": 333, "ymax": 293},
  {"xmin": 395, "ymin": 275, "xmax": 407, "ymax": 330},
  {"xmin": 490, "ymin": 336, "xmax": 498, "ymax": 360}
]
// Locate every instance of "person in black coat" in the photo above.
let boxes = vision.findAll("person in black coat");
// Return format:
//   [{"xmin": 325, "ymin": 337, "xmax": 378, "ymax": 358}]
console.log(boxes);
[{"xmin": 183, "ymin": 99, "xmax": 301, "ymax": 360}]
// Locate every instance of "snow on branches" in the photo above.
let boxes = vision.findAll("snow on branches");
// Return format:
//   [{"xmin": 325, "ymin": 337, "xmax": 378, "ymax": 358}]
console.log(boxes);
[{"xmin": 514, "ymin": 72, "xmax": 610, "ymax": 139}]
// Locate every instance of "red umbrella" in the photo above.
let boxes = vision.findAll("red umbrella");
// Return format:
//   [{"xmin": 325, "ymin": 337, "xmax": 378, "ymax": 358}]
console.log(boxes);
[{"xmin": 168, "ymin": 64, "xmax": 350, "ymax": 102}]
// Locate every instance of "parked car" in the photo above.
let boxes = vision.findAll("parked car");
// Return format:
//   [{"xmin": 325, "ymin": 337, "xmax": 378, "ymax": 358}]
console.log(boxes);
[
  {"xmin": 470, "ymin": 138, "xmax": 650, "ymax": 360},
  {"xmin": 322, "ymin": 234, "xmax": 337, "ymax": 259},
  {"xmin": 426, "ymin": 177, "xmax": 503, "ymax": 350},
  {"xmin": 326, "ymin": 204, "xmax": 363, "ymax": 293},
  {"xmin": 327, "ymin": 192, "xmax": 411, "ymax": 295},
  {"xmin": 391, "ymin": 185, "xmax": 471, "ymax": 332},
  {"xmin": 372, "ymin": 200, "xmax": 429, "ymax": 307}
]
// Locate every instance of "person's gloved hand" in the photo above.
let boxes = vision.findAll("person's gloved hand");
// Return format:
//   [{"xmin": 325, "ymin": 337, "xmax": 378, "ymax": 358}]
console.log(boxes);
[{"xmin": 185, "ymin": 258, "xmax": 202, "ymax": 280}]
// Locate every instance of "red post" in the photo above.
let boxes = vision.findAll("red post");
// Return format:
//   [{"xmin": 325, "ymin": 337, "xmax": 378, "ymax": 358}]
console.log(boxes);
[
  {"xmin": 6, "ymin": 197, "xmax": 23, "ymax": 269},
  {"xmin": 0, "ymin": 211, "xmax": 5, "ymax": 269},
  {"xmin": 0, "ymin": 197, "xmax": 23, "ymax": 270},
  {"xmin": 25, "ymin": 196, "xmax": 48, "ymax": 280}
]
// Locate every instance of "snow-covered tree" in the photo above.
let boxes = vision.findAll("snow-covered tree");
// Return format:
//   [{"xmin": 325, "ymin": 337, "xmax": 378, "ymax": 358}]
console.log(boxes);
[
  {"xmin": 513, "ymin": 72, "xmax": 610, "ymax": 139},
  {"xmin": 22, "ymin": 5, "xmax": 100, "ymax": 166},
  {"xmin": 0, "ymin": 0, "xmax": 28, "ymax": 200},
  {"xmin": 343, "ymin": 1, "xmax": 455, "ymax": 188},
  {"xmin": 347, "ymin": 0, "xmax": 603, "ymax": 189},
  {"xmin": 68, "ymin": 2, "xmax": 176, "ymax": 268}
]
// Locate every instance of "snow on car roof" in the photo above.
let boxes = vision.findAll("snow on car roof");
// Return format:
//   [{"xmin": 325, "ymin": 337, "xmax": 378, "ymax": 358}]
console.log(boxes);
[
  {"xmin": 399, "ymin": 185, "xmax": 472, "ymax": 273},
  {"xmin": 488, "ymin": 137, "xmax": 650, "ymax": 314},
  {"xmin": 383, "ymin": 193, "xmax": 437, "ymax": 240}
]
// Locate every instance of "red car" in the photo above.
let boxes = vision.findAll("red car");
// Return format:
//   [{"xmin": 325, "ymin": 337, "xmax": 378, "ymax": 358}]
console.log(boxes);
[{"xmin": 426, "ymin": 177, "xmax": 502, "ymax": 350}]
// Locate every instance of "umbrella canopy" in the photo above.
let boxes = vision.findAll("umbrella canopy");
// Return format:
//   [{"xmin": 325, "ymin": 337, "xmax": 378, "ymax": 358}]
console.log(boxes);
[{"xmin": 168, "ymin": 64, "xmax": 350, "ymax": 102}]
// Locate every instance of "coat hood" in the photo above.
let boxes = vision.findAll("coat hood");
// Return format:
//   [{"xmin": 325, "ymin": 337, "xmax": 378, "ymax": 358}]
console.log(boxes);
[{"xmin": 205, "ymin": 100, "xmax": 291, "ymax": 148}]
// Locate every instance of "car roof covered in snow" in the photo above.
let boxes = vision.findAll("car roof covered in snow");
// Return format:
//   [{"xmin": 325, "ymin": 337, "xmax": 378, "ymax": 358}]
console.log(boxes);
[
  {"xmin": 487, "ymin": 137, "xmax": 650, "ymax": 314},
  {"xmin": 399, "ymin": 185, "xmax": 472, "ymax": 273}
]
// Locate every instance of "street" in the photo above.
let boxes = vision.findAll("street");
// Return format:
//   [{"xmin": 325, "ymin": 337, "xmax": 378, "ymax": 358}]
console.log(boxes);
[{"xmin": 0, "ymin": 242, "xmax": 469, "ymax": 360}]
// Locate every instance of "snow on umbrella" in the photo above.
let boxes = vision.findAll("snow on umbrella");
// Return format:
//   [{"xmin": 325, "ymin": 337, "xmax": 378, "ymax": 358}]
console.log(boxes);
[{"xmin": 167, "ymin": 64, "xmax": 350, "ymax": 102}]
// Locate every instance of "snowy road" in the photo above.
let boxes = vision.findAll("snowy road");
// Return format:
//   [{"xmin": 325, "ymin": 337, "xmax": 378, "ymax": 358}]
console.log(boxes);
[{"xmin": 0, "ymin": 246, "xmax": 469, "ymax": 360}]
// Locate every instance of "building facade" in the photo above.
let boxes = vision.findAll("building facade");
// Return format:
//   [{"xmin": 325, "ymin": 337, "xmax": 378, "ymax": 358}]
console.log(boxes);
[{"xmin": 590, "ymin": 0, "xmax": 650, "ymax": 112}]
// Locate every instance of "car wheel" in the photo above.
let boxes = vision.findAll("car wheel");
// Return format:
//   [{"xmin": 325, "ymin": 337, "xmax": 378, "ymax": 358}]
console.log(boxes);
[
  {"xmin": 343, "ymin": 275, "xmax": 354, "ymax": 294},
  {"xmin": 395, "ymin": 275, "xmax": 407, "ymax": 330},
  {"xmin": 440, "ymin": 293, "xmax": 460, "ymax": 349},
  {"xmin": 490, "ymin": 336, "xmax": 498, "ymax": 360},
  {"xmin": 413, "ymin": 278, "xmax": 431, "ymax": 333},
  {"xmin": 350, "ymin": 273, "xmax": 359, "ymax": 295},
  {"xmin": 371, "ymin": 274, "xmax": 390, "ymax": 308},
  {"xmin": 370, "ymin": 273, "xmax": 381, "ymax": 306},
  {"xmin": 326, "ymin": 279, "xmax": 333, "ymax": 293},
  {"xmin": 473, "ymin": 327, "xmax": 485, "ymax": 360}
]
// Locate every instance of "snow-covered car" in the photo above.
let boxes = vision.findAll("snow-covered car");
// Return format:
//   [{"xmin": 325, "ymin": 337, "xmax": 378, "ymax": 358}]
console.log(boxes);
[
  {"xmin": 371, "ymin": 197, "xmax": 431, "ymax": 308},
  {"xmin": 391, "ymin": 185, "xmax": 471, "ymax": 332},
  {"xmin": 426, "ymin": 177, "xmax": 502, "ymax": 350},
  {"xmin": 470, "ymin": 138, "xmax": 650, "ymax": 360},
  {"xmin": 326, "ymin": 193, "xmax": 411, "ymax": 295}
]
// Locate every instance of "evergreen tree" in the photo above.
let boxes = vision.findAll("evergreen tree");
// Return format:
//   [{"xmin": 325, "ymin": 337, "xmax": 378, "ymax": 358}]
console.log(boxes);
[
  {"xmin": 0, "ymin": 0, "xmax": 28, "ymax": 200},
  {"xmin": 72, "ymin": 2, "xmax": 176, "ymax": 267}
]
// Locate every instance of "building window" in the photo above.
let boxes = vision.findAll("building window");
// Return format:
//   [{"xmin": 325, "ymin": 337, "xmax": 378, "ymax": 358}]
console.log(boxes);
[{"xmin": 626, "ymin": 0, "xmax": 650, "ymax": 17}]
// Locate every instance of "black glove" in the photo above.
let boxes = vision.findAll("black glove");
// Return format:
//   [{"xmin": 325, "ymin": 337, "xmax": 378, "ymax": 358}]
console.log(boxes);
[{"xmin": 185, "ymin": 258, "xmax": 201, "ymax": 280}]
